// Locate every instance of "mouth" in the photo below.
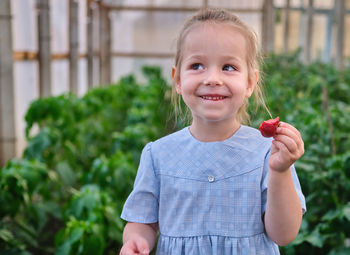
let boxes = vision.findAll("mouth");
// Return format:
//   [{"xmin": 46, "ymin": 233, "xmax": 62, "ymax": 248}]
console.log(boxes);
[{"xmin": 199, "ymin": 94, "xmax": 228, "ymax": 101}]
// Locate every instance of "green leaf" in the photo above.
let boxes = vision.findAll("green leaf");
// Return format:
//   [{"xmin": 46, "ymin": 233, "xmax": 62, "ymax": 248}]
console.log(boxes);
[
  {"xmin": 0, "ymin": 228, "xmax": 14, "ymax": 242},
  {"xmin": 322, "ymin": 209, "xmax": 342, "ymax": 221},
  {"xmin": 69, "ymin": 227, "xmax": 84, "ymax": 244},
  {"xmin": 56, "ymin": 161, "xmax": 76, "ymax": 186},
  {"xmin": 342, "ymin": 204, "xmax": 350, "ymax": 222},
  {"xmin": 83, "ymin": 235, "xmax": 105, "ymax": 255},
  {"xmin": 55, "ymin": 241, "xmax": 71, "ymax": 255},
  {"xmin": 305, "ymin": 226, "xmax": 327, "ymax": 248},
  {"xmin": 328, "ymin": 247, "xmax": 350, "ymax": 255}
]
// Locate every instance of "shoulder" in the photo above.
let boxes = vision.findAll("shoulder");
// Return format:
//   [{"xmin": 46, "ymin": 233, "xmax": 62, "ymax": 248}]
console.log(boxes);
[
  {"xmin": 223, "ymin": 125, "xmax": 273, "ymax": 153},
  {"xmin": 137, "ymin": 130, "xmax": 188, "ymax": 175},
  {"xmin": 150, "ymin": 127, "xmax": 189, "ymax": 148},
  {"xmin": 236, "ymin": 125, "xmax": 268, "ymax": 141},
  {"xmin": 144, "ymin": 127, "xmax": 192, "ymax": 163}
]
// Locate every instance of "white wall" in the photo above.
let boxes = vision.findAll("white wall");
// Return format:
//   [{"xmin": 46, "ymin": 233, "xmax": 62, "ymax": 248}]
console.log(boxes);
[{"xmin": 12, "ymin": 0, "xmax": 89, "ymax": 156}]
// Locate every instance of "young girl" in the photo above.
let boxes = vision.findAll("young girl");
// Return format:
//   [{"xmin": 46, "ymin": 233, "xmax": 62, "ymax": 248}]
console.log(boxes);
[{"xmin": 120, "ymin": 7, "xmax": 306, "ymax": 255}]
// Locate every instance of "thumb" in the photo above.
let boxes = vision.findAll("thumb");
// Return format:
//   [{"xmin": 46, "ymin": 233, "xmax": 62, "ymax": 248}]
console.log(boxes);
[{"xmin": 136, "ymin": 238, "xmax": 150, "ymax": 255}]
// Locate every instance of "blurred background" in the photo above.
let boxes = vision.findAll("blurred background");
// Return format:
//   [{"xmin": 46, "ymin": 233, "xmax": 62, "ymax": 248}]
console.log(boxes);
[
  {"xmin": 1, "ymin": 0, "xmax": 349, "ymax": 162},
  {"xmin": 1, "ymin": 1, "xmax": 350, "ymax": 254}
]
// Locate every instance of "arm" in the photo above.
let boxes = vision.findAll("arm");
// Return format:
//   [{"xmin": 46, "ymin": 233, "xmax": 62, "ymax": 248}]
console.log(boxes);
[
  {"xmin": 120, "ymin": 222, "xmax": 159, "ymax": 255},
  {"xmin": 264, "ymin": 122, "xmax": 304, "ymax": 246}
]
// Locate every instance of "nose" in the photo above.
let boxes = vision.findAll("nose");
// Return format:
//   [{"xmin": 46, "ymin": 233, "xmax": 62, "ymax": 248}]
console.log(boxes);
[{"xmin": 203, "ymin": 68, "xmax": 223, "ymax": 86}]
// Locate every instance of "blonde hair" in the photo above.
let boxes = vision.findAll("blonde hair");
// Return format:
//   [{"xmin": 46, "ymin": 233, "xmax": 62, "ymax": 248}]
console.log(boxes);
[{"xmin": 172, "ymin": 7, "xmax": 270, "ymax": 125}]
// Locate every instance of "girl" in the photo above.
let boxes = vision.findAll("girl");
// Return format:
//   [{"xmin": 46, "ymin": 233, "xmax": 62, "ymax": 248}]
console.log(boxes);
[{"xmin": 120, "ymin": 7, "xmax": 306, "ymax": 255}]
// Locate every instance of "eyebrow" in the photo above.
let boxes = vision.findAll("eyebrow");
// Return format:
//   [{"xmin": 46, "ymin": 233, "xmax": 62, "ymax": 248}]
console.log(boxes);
[
  {"xmin": 184, "ymin": 54, "xmax": 204, "ymax": 61},
  {"xmin": 223, "ymin": 55, "xmax": 243, "ymax": 62},
  {"xmin": 184, "ymin": 54, "xmax": 243, "ymax": 63}
]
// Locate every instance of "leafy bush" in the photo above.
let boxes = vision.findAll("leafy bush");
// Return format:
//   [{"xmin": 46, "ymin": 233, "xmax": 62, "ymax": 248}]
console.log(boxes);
[
  {"xmin": 257, "ymin": 53, "xmax": 350, "ymax": 255},
  {"xmin": 0, "ymin": 56, "xmax": 350, "ymax": 254},
  {"xmin": 0, "ymin": 66, "xmax": 175, "ymax": 255}
]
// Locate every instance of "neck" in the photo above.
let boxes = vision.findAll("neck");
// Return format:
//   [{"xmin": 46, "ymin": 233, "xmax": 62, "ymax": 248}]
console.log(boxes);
[{"xmin": 189, "ymin": 119, "xmax": 241, "ymax": 142}]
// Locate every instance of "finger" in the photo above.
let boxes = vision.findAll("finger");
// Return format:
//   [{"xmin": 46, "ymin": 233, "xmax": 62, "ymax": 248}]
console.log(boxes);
[
  {"xmin": 272, "ymin": 137, "xmax": 297, "ymax": 155},
  {"xmin": 120, "ymin": 249, "xmax": 138, "ymax": 255},
  {"xmin": 135, "ymin": 239, "xmax": 150, "ymax": 255},
  {"xmin": 119, "ymin": 241, "xmax": 139, "ymax": 255},
  {"xmin": 273, "ymin": 135, "xmax": 304, "ymax": 161},
  {"xmin": 120, "ymin": 247, "xmax": 138, "ymax": 255},
  {"xmin": 275, "ymin": 136, "xmax": 298, "ymax": 154},
  {"xmin": 275, "ymin": 126, "xmax": 299, "ymax": 142},
  {"xmin": 275, "ymin": 123, "xmax": 304, "ymax": 149},
  {"xmin": 278, "ymin": 122, "xmax": 302, "ymax": 139}
]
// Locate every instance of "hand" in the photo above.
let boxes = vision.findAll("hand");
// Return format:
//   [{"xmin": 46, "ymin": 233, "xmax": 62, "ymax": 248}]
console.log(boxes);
[
  {"xmin": 119, "ymin": 236, "xmax": 150, "ymax": 255},
  {"xmin": 269, "ymin": 122, "xmax": 304, "ymax": 172}
]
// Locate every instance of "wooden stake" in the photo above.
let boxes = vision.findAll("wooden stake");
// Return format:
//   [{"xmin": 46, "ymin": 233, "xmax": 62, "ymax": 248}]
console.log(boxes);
[
  {"xmin": 69, "ymin": 0, "xmax": 79, "ymax": 94},
  {"xmin": 262, "ymin": 0, "xmax": 275, "ymax": 54},
  {"xmin": 37, "ymin": 0, "xmax": 51, "ymax": 97},
  {"xmin": 335, "ymin": 0, "xmax": 345, "ymax": 69},
  {"xmin": 87, "ymin": 0, "xmax": 94, "ymax": 89},
  {"xmin": 322, "ymin": 85, "xmax": 336, "ymax": 156},
  {"xmin": 0, "ymin": 0, "xmax": 16, "ymax": 166},
  {"xmin": 99, "ymin": 4, "xmax": 111, "ymax": 86},
  {"xmin": 304, "ymin": 0, "xmax": 314, "ymax": 64},
  {"xmin": 283, "ymin": 0, "xmax": 291, "ymax": 54}
]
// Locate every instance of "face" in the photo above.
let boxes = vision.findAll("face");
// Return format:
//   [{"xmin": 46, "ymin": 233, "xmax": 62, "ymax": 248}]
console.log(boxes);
[{"xmin": 172, "ymin": 22, "xmax": 256, "ymax": 126}]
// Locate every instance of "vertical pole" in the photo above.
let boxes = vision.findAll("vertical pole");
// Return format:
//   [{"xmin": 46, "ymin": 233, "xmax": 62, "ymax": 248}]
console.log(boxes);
[
  {"xmin": 37, "ymin": 0, "xmax": 51, "ymax": 97},
  {"xmin": 283, "ymin": 0, "xmax": 291, "ymax": 54},
  {"xmin": 69, "ymin": 0, "xmax": 79, "ymax": 94},
  {"xmin": 298, "ymin": 0, "xmax": 306, "ymax": 54},
  {"xmin": 87, "ymin": 0, "xmax": 94, "ymax": 89},
  {"xmin": 262, "ymin": 0, "xmax": 275, "ymax": 54},
  {"xmin": 203, "ymin": 0, "xmax": 209, "ymax": 8},
  {"xmin": 323, "ymin": 9, "xmax": 334, "ymax": 63},
  {"xmin": 99, "ymin": 4, "xmax": 111, "ymax": 86},
  {"xmin": 0, "ymin": 0, "xmax": 16, "ymax": 165},
  {"xmin": 335, "ymin": 0, "xmax": 345, "ymax": 69},
  {"xmin": 304, "ymin": 0, "xmax": 313, "ymax": 64}
]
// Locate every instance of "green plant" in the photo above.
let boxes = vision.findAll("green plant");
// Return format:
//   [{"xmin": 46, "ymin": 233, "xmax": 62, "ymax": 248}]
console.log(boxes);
[
  {"xmin": 1, "ymin": 57, "xmax": 350, "ymax": 254},
  {"xmin": 257, "ymin": 52, "xmax": 350, "ymax": 255},
  {"xmin": 0, "ymin": 66, "xmax": 175, "ymax": 254}
]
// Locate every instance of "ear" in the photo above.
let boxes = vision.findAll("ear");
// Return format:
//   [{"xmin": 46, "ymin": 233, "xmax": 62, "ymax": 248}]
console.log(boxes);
[
  {"xmin": 172, "ymin": 66, "xmax": 182, "ymax": 94},
  {"xmin": 246, "ymin": 69, "xmax": 259, "ymax": 98}
]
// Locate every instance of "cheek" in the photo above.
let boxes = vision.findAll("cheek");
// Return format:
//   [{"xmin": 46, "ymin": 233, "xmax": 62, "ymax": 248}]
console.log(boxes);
[
  {"xmin": 180, "ymin": 87, "xmax": 192, "ymax": 102},
  {"xmin": 179, "ymin": 83, "xmax": 196, "ymax": 105},
  {"xmin": 175, "ymin": 84, "xmax": 182, "ymax": 95},
  {"xmin": 179, "ymin": 75, "xmax": 195, "ymax": 93}
]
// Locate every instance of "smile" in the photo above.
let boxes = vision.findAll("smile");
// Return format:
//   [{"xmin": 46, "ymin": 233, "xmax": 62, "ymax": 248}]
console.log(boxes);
[{"xmin": 200, "ymin": 95, "xmax": 227, "ymax": 101}]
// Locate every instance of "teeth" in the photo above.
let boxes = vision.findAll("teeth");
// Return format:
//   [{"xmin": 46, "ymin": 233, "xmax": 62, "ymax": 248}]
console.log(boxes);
[{"xmin": 201, "ymin": 96, "xmax": 225, "ymax": 100}]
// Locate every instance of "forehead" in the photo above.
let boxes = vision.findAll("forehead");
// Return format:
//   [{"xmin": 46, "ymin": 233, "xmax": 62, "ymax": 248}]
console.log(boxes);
[{"xmin": 181, "ymin": 22, "xmax": 248, "ymax": 60}]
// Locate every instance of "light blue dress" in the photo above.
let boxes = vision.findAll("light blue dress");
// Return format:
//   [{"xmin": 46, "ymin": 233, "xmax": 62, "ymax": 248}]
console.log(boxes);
[{"xmin": 121, "ymin": 125, "xmax": 306, "ymax": 254}]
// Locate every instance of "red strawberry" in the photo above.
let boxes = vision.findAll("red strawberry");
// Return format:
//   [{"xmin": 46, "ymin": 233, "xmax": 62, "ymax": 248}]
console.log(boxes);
[{"xmin": 258, "ymin": 117, "xmax": 280, "ymax": 137}]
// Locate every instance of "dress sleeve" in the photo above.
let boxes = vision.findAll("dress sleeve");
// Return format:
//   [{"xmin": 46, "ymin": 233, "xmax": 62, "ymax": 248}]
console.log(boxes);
[
  {"xmin": 261, "ymin": 150, "xmax": 306, "ymax": 215},
  {"xmin": 121, "ymin": 142, "xmax": 159, "ymax": 223}
]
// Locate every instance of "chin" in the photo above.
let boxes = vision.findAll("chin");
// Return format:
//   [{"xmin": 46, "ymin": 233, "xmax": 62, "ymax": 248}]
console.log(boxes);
[
  {"xmin": 192, "ymin": 110, "xmax": 236, "ymax": 124},
  {"xmin": 200, "ymin": 115, "xmax": 232, "ymax": 123}
]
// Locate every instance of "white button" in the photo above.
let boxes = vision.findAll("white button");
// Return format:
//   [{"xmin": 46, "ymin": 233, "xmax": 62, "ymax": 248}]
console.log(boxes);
[{"xmin": 208, "ymin": 175, "xmax": 215, "ymax": 182}]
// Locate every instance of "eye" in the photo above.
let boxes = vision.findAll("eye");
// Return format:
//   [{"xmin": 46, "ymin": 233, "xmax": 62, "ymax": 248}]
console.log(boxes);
[
  {"xmin": 223, "ymin": 64, "xmax": 236, "ymax": 71},
  {"xmin": 190, "ymin": 63, "xmax": 204, "ymax": 70}
]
